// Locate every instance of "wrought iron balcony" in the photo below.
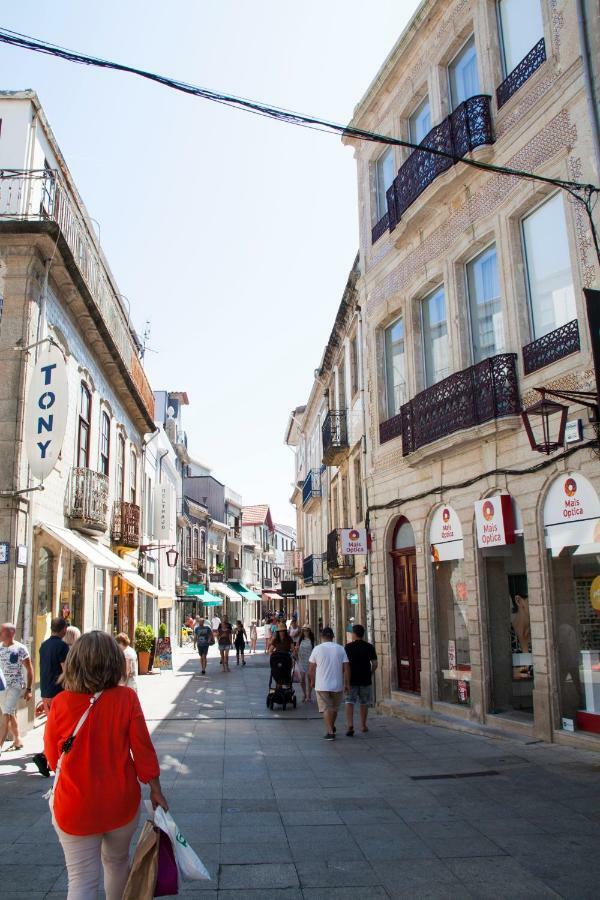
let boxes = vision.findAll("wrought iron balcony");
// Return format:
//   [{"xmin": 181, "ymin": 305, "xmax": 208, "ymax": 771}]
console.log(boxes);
[
  {"xmin": 399, "ymin": 353, "xmax": 520, "ymax": 456},
  {"xmin": 111, "ymin": 500, "xmax": 141, "ymax": 547},
  {"xmin": 522, "ymin": 319, "xmax": 580, "ymax": 375},
  {"xmin": 497, "ymin": 39, "xmax": 546, "ymax": 109},
  {"xmin": 383, "ymin": 95, "xmax": 494, "ymax": 236},
  {"xmin": 303, "ymin": 554, "xmax": 326, "ymax": 585},
  {"xmin": 67, "ymin": 468, "xmax": 109, "ymax": 533},
  {"xmin": 228, "ymin": 567, "xmax": 242, "ymax": 581},
  {"xmin": 0, "ymin": 169, "xmax": 154, "ymax": 422},
  {"xmin": 322, "ymin": 410, "xmax": 349, "ymax": 466},
  {"xmin": 326, "ymin": 530, "xmax": 355, "ymax": 578},
  {"xmin": 302, "ymin": 469, "xmax": 322, "ymax": 509},
  {"xmin": 371, "ymin": 211, "xmax": 389, "ymax": 244},
  {"xmin": 379, "ymin": 413, "xmax": 403, "ymax": 445}
]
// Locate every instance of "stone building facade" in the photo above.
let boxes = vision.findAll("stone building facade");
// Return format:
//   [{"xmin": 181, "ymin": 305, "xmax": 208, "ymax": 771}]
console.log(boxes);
[
  {"xmin": 0, "ymin": 91, "xmax": 158, "ymax": 729},
  {"xmin": 343, "ymin": 0, "xmax": 600, "ymax": 747}
]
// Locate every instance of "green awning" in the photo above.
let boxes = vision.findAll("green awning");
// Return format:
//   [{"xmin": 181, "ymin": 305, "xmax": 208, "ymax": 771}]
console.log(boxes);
[
  {"xmin": 202, "ymin": 591, "xmax": 223, "ymax": 605},
  {"xmin": 228, "ymin": 582, "xmax": 261, "ymax": 601}
]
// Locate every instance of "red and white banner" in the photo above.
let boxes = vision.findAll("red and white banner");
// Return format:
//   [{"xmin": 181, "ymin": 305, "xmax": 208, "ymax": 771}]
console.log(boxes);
[
  {"xmin": 341, "ymin": 528, "xmax": 368, "ymax": 555},
  {"xmin": 430, "ymin": 505, "xmax": 464, "ymax": 561},
  {"xmin": 474, "ymin": 495, "xmax": 515, "ymax": 548}
]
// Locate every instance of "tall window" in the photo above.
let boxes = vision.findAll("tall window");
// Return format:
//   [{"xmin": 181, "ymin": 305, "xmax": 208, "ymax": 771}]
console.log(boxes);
[
  {"xmin": 409, "ymin": 97, "xmax": 431, "ymax": 145},
  {"xmin": 422, "ymin": 287, "xmax": 450, "ymax": 387},
  {"xmin": 116, "ymin": 434, "xmax": 125, "ymax": 502},
  {"xmin": 449, "ymin": 36, "xmax": 479, "ymax": 109},
  {"xmin": 354, "ymin": 457, "xmax": 363, "ymax": 523},
  {"xmin": 374, "ymin": 148, "xmax": 395, "ymax": 221},
  {"xmin": 77, "ymin": 383, "xmax": 91, "ymax": 468},
  {"xmin": 200, "ymin": 530, "xmax": 207, "ymax": 560},
  {"xmin": 467, "ymin": 245, "xmax": 505, "ymax": 362},
  {"xmin": 37, "ymin": 547, "xmax": 54, "ymax": 616},
  {"xmin": 130, "ymin": 450, "xmax": 137, "ymax": 505},
  {"xmin": 99, "ymin": 412, "xmax": 110, "ymax": 476},
  {"xmin": 350, "ymin": 334, "xmax": 359, "ymax": 396},
  {"xmin": 185, "ymin": 528, "xmax": 192, "ymax": 563},
  {"xmin": 522, "ymin": 194, "xmax": 576, "ymax": 339},
  {"xmin": 193, "ymin": 528, "xmax": 199, "ymax": 560},
  {"xmin": 384, "ymin": 317, "xmax": 406, "ymax": 418},
  {"xmin": 498, "ymin": 0, "xmax": 543, "ymax": 75}
]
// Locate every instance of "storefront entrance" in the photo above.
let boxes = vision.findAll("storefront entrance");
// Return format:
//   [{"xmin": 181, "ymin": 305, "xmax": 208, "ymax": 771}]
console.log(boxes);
[
  {"xmin": 391, "ymin": 518, "xmax": 421, "ymax": 693},
  {"xmin": 112, "ymin": 575, "xmax": 134, "ymax": 639}
]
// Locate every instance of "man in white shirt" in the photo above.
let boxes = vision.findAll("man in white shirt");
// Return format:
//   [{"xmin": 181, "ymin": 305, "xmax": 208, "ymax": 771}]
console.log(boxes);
[
  {"xmin": 308, "ymin": 627, "xmax": 350, "ymax": 741},
  {"xmin": 0, "ymin": 622, "xmax": 34, "ymax": 753}
]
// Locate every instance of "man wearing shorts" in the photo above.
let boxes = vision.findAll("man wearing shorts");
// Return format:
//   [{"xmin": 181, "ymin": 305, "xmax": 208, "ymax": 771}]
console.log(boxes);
[
  {"xmin": 194, "ymin": 617, "xmax": 213, "ymax": 675},
  {"xmin": 308, "ymin": 627, "xmax": 350, "ymax": 741},
  {"xmin": 344, "ymin": 624, "xmax": 378, "ymax": 736},
  {"xmin": 0, "ymin": 622, "xmax": 34, "ymax": 755}
]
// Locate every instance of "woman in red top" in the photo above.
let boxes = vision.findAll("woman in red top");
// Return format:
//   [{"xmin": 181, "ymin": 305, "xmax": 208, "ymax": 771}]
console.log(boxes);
[{"xmin": 44, "ymin": 631, "xmax": 168, "ymax": 899}]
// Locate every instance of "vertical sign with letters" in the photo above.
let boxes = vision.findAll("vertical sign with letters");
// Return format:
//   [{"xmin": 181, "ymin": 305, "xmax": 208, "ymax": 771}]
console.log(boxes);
[
  {"xmin": 25, "ymin": 344, "xmax": 68, "ymax": 481},
  {"xmin": 154, "ymin": 483, "xmax": 171, "ymax": 541}
]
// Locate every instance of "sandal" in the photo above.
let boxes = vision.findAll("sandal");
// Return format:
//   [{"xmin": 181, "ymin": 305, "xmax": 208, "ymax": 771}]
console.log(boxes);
[{"xmin": 7, "ymin": 743, "xmax": 24, "ymax": 751}]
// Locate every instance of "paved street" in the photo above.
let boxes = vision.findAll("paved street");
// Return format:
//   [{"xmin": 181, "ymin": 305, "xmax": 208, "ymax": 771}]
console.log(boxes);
[{"xmin": 1, "ymin": 645, "xmax": 600, "ymax": 899}]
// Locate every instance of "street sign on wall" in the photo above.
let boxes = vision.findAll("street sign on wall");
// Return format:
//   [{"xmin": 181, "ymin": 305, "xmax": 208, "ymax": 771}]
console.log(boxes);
[
  {"xmin": 154, "ymin": 483, "xmax": 171, "ymax": 541},
  {"xmin": 25, "ymin": 343, "xmax": 68, "ymax": 481}
]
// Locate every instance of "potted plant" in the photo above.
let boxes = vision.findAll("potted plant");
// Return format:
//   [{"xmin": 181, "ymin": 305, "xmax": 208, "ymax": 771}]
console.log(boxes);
[
  {"xmin": 134, "ymin": 622, "xmax": 155, "ymax": 675},
  {"xmin": 158, "ymin": 622, "xmax": 167, "ymax": 639}
]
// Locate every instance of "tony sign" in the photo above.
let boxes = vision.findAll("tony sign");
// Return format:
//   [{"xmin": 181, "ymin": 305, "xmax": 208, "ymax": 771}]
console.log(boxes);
[{"xmin": 25, "ymin": 343, "xmax": 69, "ymax": 481}]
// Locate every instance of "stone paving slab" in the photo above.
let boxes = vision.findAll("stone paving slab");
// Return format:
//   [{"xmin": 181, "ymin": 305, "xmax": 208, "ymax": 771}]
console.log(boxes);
[{"xmin": 1, "ymin": 643, "xmax": 600, "ymax": 898}]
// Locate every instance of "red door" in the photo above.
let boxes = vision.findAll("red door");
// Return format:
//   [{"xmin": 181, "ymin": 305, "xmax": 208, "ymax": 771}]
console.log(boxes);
[{"xmin": 392, "ymin": 551, "xmax": 421, "ymax": 693}]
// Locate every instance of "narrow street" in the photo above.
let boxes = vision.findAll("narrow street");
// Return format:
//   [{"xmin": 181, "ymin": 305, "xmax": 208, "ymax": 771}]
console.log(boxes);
[{"xmin": 1, "ymin": 644, "xmax": 600, "ymax": 899}]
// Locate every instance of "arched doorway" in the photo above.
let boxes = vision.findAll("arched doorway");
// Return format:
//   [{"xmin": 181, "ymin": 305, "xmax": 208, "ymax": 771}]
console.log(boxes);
[{"xmin": 390, "ymin": 517, "xmax": 421, "ymax": 693}]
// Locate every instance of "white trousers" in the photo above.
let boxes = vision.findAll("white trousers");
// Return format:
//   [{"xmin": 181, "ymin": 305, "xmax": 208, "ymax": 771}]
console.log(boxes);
[{"xmin": 53, "ymin": 812, "xmax": 138, "ymax": 900}]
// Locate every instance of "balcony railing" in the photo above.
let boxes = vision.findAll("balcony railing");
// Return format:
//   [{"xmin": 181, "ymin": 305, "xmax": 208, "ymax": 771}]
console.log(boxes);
[
  {"xmin": 497, "ymin": 39, "xmax": 546, "ymax": 109},
  {"xmin": 382, "ymin": 95, "xmax": 494, "ymax": 236},
  {"xmin": 322, "ymin": 410, "xmax": 349, "ymax": 466},
  {"xmin": 0, "ymin": 169, "xmax": 154, "ymax": 421},
  {"xmin": 379, "ymin": 413, "xmax": 403, "ymax": 445},
  {"xmin": 371, "ymin": 211, "xmax": 390, "ymax": 244},
  {"xmin": 303, "ymin": 554, "xmax": 326, "ymax": 585},
  {"xmin": 67, "ymin": 468, "xmax": 109, "ymax": 533},
  {"xmin": 229, "ymin": 567, "xmax": 242, "ymax": 581},
  {"xmin": 326, "ymin": 530, "xmax": 355, "ymax": 577},
  {"xmin": 111, "ymin": 500, "xmax": 140, "ymax": 547},
  {"xmin": 399, "ymin": 353, "xmax": 520, "ymax": 456},
  {"xmin": 302, "ymin": 469, "xmax": 322, "ymax": 507},
  {"xmin": 522, "ymin": 319, "xmax": 580, "ymax": 375}
]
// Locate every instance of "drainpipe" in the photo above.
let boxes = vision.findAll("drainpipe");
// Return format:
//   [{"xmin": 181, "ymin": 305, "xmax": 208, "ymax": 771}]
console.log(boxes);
[
  {"xmin": 576, "ymin": 0, "xmax": 600, "ymax": 176},
  {"xmin": 356, "ymin": 304, "xmax": 375, "ymax": 646}
]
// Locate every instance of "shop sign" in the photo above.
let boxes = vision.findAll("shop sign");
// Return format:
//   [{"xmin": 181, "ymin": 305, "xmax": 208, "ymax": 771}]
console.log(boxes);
[
  {"xmin": 154, "ymin": 483, "xmax": 171, "ymax": 541},
  {"xmin": 24, "ymin": 343, "xmax": 69, "ymax": 481},
  {"xmin": 155, "ymin": 636, "xmax": 173, "ymax": 670},
  {"xmin": 185, "ymin": 583, "xmax": 205, "ymax": 596},
  {"xmin": 474, "ymin": 495, "xmax": 515, "ymax": 548},
  {"xmin": 16, "ymin": 545, "xmax": 27, "ymax": 567},
  {"xmin": 544, "ymin": 472, "xmax": 600, "ymax": 554},
  {"xmin": 430, "ymin": 505, "xmax": 464, "ymax": 561},
  {"xmin": 281, "ymin": 580, "xmax": 297, "ymax": 598},
  {"xmin": 341, "ymin": 528, "xmax": 368, "ymax": 555},
  {"xmin": 0, "ymin": 542, "xmax": 8, "ymax": 564}
]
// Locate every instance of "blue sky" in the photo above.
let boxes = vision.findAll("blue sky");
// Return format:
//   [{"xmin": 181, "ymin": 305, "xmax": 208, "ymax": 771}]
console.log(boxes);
[{"xmin": 0, "ymin": 1, "xmax": 419, "ymax": 525}]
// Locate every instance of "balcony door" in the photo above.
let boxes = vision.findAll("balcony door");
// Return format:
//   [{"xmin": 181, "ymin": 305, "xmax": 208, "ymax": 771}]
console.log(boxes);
[{"xmin": 391, "ymin": 517, "xmax": 421, "ymax": 693}]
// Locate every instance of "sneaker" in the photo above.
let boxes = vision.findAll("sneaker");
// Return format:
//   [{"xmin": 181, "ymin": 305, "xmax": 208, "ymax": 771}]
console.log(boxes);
[
  {"xmin": 32, "ymin": 753, "xmax": 51, "ymax": 778},
  {"xmin": 346, "ymin": 728, "xmax": 354, "ymax": 737},
  {"xmin": 201, "ymin": 670, "xmax": 206, "ymax": 675},
  {"xmin": 324, "ymin": 733, "xmax": 335, "ymax": 741}
]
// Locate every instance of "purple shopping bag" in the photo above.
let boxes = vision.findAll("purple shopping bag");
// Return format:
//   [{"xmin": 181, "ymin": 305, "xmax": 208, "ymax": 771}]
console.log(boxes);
[{"xmin": 154, "ymin": 827, "xmax": 179, "ymax": 896}]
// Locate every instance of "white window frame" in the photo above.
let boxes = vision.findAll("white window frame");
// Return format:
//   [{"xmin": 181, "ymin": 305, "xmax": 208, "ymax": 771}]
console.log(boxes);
[
  {"xmin": 465, "ymin": 243, "xmax": 505, "ymax": 364},
  {"xmin": 374, "ymin": 147, "xmax": 395, "ymax": 222},
  {"xmin": 420, "ymin": 285, "xmax": 450, "ymax": 388},
  {"xmin": 384, "ymin": 315, "xmax": 407, "ymax": 419},
  {"xmin": 448, "ymin": 34, "xmax": 480, "ymax": 110}
]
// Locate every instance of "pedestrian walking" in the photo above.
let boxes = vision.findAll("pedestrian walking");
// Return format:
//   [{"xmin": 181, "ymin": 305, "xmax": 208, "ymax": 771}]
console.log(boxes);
[
  {"xmin": 234, "ymin": 620, "xmax": 247, "ymax": 665},
  {"xmin": 192, "ymin": 615, "xmax": 201, "ymax": 650},
  {"xmin": 217, "ymin": 616, "xmax": 233, "ymax": 672},
  {"xmin": 44, "ymin": 630, "xmax": 168, "ymax": 900},
  {"xmin": 249, "ymin": 620, "xmax": 258, "ymax": 654},
  {"xmin": 0, "ymin": 622, "xmax": 34, "ymax": 755},
  {"xmin": 296, "ymin": 625, "xmax": 315, "ymax": 703},
  {"xmin": 288, "ymin": 613, "xmax": 301, "ymax": 647},
  {"xmin": 308, "ymin": 627, "xmax": 350, "ymax": 740},
  {"xmin": 211, "ymin": 613, "xmax": 221, "ymax": 634},
  {"xmin": 116, "ymin": 633, "xmax": 138, "ymax": 692},
  {"xmin": 263, "ymin": 615, "xmax": 274, "ymax": 654},
  {"xmin": 32, "ymin": 617, "xmax": 69, "ymax": 777},
  {"xmin": 64, "ymin": 626, "xmax": 81, "ymax": 648},
  {"xmin": 344, "ymin": 624, "xmax": 378, "ymax": 736},
  {"xmin": 270, "ymin": 622, "xmax": 293, "ymax": 654},
  {"xmin": 194, "ymin": 616, "xmax": 213, "ymax": 675}
]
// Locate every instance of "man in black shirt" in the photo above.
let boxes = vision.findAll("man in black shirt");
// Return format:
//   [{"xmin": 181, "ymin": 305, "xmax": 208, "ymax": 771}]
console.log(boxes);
[
  {"xmin": 344, "ymin": 624, "xmax": 378, "ymax": 737},
  {"xmin": 33, "ymin": 617, "xmax": 68, "ymax": 776}
]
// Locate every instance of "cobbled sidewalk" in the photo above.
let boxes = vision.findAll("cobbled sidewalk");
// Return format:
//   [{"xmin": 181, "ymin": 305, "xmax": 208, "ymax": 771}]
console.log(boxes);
[{"xmin": 1, "ymin": 644, "xmax": 600, "ymax": 898}]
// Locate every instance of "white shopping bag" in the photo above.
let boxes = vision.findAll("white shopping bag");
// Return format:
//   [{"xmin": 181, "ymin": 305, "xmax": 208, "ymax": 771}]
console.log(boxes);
[{"xmin": 153, "ymin": 806, "xmax": 211, "ymax": 882}]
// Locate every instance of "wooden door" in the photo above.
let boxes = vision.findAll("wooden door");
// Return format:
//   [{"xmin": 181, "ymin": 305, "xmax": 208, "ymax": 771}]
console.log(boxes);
[{"xmin": 392, "ymin": 551, "xmax": 421, "ymax": 693}]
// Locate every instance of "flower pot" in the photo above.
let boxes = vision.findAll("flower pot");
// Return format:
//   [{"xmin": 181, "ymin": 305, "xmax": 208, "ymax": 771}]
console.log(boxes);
[{"xmin": 137, "ymin": 650, "xmax": 150, "ymax": 675}]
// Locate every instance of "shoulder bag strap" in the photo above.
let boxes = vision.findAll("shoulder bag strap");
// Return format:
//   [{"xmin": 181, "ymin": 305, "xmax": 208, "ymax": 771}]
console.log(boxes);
[{"xmin": 44, "ymin": 691, "xmax": 102, "ymax": 801}]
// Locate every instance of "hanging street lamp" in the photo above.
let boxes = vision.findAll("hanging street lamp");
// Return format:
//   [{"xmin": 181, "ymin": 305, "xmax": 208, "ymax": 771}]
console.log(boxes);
[
  {"xmin": 522, "ymin": 387, "xmax": 599, "ymax": 455},
  {"xmin": 139, "ymin": 544, "xmax": 180, "ymax": 568}
]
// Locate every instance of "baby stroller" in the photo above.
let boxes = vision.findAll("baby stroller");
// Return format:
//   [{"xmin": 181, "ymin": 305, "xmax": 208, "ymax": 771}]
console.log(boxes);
[{"xmin": 266, "ymin": 651, "xmax": 297, "ymax": 710}]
